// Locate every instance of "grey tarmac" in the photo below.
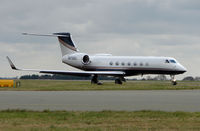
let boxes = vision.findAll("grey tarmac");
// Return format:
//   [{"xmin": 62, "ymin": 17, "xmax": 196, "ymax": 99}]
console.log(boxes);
[{"xmin": 0, "ymin": 90, "xmax": 200, "ymax": 112}]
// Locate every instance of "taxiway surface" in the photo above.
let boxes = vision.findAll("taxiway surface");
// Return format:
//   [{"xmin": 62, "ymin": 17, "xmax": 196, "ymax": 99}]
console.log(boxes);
[{"xmin": 0, "ymin": 90, "xmax": 199, "ymax": 112}]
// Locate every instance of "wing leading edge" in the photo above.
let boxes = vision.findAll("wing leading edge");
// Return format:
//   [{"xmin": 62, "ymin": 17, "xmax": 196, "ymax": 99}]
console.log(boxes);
[{"xmin": 6, "ymin": 56, "xmax": 125, "ymax": 77}]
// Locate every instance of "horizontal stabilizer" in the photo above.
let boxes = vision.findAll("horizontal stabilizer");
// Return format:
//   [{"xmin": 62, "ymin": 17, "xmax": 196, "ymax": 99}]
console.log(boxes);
[
  {"xmin": 22, "ymin": 33, "xmax": 69, "ymax": 37},
  {"xmin": 22, "ymin": 32, "xmax": 78, "ymax": 57}
]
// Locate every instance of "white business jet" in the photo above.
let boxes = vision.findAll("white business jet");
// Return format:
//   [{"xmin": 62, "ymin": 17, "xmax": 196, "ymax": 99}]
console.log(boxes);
[{"xmin": 7, "ymin": 32, "xmax": 186, "ymax": 85}]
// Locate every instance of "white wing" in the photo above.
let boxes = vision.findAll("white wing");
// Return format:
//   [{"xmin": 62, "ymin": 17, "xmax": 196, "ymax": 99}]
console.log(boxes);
[{"xmin": 7, "ymin": 56, "xmax": 125, "ymax": 77}]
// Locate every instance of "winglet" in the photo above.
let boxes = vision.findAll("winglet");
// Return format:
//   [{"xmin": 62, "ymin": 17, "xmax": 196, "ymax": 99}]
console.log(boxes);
[{"xmin": 6, "ymin": 56, "xmax": 17, "ymax": 70}]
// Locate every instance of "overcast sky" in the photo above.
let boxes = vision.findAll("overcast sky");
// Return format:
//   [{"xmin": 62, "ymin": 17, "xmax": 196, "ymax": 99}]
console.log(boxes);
[{"xmin": 1, "ymin": 0, "xmax": 200, "ymax": 79}]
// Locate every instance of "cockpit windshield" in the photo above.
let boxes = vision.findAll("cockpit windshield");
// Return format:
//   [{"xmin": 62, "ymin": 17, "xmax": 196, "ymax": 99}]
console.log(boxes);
[
  {"xmin": 170, "ymin": 59, "xmax": 176, "ymax": 63},
  {"xmin": 165, "ymin": 59, "xmax": 177, "ymax": 64}
]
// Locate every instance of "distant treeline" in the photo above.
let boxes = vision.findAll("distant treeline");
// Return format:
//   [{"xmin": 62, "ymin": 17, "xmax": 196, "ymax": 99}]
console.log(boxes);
[
  {"xmin": 182, "ymin": 76, "xmax": 200, "ymax": 81},
  {"xmin": 19, "ymin": 74, "xmax": 115, "ymax": 80},
  {"xmin": 0, "ymin": 77, "xmax": 17, "ymax": 80},
  {"xmin": 1, "ymin": 75, "xmax": 200, "ymax": 81},
  {"xmin": 146, "ymin": 75, "xmax": 200, "ymax": 81}
]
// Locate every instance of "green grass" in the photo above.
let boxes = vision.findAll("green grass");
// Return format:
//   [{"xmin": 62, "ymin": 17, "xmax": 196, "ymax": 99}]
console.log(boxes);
[
  {"xmin": 0, "ymin": 110, "xmax": 200, "ymax": 131},
  {"xmin": 1, "ymin": 80, "xmax": 200, "ymax": 91}
]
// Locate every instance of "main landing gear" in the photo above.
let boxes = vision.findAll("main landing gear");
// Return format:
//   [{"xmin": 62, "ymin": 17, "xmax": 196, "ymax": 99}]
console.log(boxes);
[
  {"xmin": 115, "ymin": 77, "xmax": 126, "ymax": 84},
  {"xmin": 170, "ymin": 75, "xmax": 177, "ymax": 85},
  {"xmin": 91, "ymin": 75, "xmax": 102, "ymax": 85},
  {"xmin": 91, "ymin": 75, "xmax": 126, "ymax": 85}
]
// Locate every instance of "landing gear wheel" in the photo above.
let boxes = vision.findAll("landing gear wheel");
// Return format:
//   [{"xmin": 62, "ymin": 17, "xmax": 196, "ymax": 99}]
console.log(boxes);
[
  {"xmin": 91, "ymin": 75, "xmax": 103, "ymax": 85},
  {"xmin": 170, "ymin": 75, "xmax": 177, "ymax": 86},
  {"xmin": 115, "ymin": 79, "xmax": 122, "ymax": 84},
  {"xmin": 97, "ymin": 82, "xmax": 103, "ymax": 85},
  {"xmin": 172, "ymin": 81, "xmax": 177, "ymax": 85}
]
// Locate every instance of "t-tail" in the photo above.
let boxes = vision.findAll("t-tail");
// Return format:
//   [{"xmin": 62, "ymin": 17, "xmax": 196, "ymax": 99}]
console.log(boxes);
[{"xmin": 22, "ymin": 32, "xmax": 79, "ymax": 56}]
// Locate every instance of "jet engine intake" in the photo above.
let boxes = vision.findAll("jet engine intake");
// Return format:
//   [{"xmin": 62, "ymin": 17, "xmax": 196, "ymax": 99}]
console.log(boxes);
[{"xmin": 82, "ymin": 55, "xmax": 90, "ymax": 65}]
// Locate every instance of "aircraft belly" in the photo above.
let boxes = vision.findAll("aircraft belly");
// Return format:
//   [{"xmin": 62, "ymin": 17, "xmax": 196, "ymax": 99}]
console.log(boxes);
[{"xmin": 84, "ymin": 66, "xmax": 184, "ymax": 76}]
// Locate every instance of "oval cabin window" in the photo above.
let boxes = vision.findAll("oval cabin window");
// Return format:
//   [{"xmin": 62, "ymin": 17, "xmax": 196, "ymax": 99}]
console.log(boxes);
[{"xmin": 115, "ymin": 62, "xmax": 119, "ymax": 66}]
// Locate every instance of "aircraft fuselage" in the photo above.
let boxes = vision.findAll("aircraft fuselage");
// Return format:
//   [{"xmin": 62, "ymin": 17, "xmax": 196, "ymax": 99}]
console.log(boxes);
[{"xmin": 62, "ymin": 53, "xmax": 186, "ymax": 76}]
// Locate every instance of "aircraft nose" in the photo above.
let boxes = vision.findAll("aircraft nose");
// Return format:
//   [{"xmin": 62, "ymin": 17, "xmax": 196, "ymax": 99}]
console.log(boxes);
[{"xmin": 177, "ymin": 64, "xmax": 187, "ymax": 73}]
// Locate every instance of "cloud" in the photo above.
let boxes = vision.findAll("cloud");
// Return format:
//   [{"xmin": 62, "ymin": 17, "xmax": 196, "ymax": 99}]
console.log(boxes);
[{"xmin": 0, "ymin": 0, "xmax": 200, "ymax": 79}]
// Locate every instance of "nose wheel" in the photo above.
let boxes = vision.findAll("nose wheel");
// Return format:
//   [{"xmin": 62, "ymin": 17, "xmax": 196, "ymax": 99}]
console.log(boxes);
[{"xmin": 170, "ymin": 75, "xmax": 177, "ymax": 85}]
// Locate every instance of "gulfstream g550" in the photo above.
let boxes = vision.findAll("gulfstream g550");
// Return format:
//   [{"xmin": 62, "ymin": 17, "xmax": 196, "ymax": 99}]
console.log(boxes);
[{"xmin": 7, "ymin": 32, "xmax": 186, "ymax": 85}]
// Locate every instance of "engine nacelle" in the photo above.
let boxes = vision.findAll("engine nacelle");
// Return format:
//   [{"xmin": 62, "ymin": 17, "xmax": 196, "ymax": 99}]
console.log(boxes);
[{"xmin": 62, "ymin": 53, "xmax": 91, "ymax": 66}]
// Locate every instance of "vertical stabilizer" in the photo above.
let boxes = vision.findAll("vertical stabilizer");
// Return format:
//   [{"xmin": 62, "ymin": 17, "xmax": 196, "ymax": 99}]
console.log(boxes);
[{"xmin": 53, "ymin": 32, "xmax": 78, "ymax": 56}]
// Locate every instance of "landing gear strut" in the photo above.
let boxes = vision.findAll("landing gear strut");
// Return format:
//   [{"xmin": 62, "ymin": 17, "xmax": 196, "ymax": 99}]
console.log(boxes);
[
  {"xmin": 91, "ymin": 75, "xmax": 102, "ymax": 85},
  {"xmin": 115, "ymin": 77, "xmax": 126, "ymax": 84},
  {"xmin": 170, "ymin": 75, "xmax": 177, "ymax": 85},
  {"xmin": 115, "ymin": 79, "xmax": 122, "ymax": 84}
]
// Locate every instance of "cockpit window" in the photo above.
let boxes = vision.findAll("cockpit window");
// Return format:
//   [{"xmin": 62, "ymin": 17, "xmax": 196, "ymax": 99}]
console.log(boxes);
[
  {"xmin": 165, "ymin": 60, "xmax": 169, "ymax": 63},
  {"xmin": 170, "ymin": 60, "xmax": 176, "ymax": 63}
]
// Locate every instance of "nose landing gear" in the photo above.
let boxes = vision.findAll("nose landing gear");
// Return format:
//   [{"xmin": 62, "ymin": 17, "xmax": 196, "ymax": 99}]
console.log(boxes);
[{"xmin": 170, "ymin": 75, "xmax": 177, "ymax": 85}]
